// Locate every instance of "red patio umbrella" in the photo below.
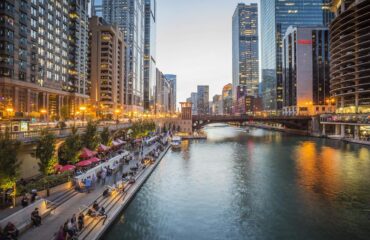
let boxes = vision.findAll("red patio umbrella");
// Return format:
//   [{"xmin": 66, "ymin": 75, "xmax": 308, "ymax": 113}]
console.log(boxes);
[
  {"xmin": 60, "ymin": 165, "xmax": 76, "ymax": 172},
  {"xmin": 97, "ymin": 144, "xmax": 110, "ymax": 153},
  {"xmin": 79, "ymin": 148, "xmax": 97, "ymax": 159},
  {"xmin": 76, "ymin": 160, "xmax": 92, "ymax": 167},
  {"xmin": 54, "ymin": 164, "xmax": 63, "ymax": 170},
  {"xmin": 88, "ymin": 157, "xmax": 100, "ymax": 163}
]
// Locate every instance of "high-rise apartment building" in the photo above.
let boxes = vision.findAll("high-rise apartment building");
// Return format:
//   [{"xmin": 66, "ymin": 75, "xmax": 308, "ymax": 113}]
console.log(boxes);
[
  {"xmin": 330, "ymin": 0, "xmax": 370, "ymax": 114},
  {"xmin": 143, "ymin": 0, "xmax": 156, "ymax": 112},
  {"xmin": 88, "ymin": 16, "xmax": 125, "ymax": 116},
  {"xmin": 197, "ymin": 85, "xmax": 209, "ymax": 115},
  {"xmin": 282, "ymin": 26, "xmax": 332, "ymax": 116},
  {"xmin": 260, "ymin": 0, "xmax": 332, "ymax": 112},
  {"xmin": 232, "ymin": 3, "xmax": 259, "ymax": 101},
  {"xmin": 0, "ymin": 0, "xmax": 90, "ymax": 118},
  {"xmin": 102, "ymin": 0, "xmax": 145, "ymax": 111},
  {"xmin": 164, "ymin": 74, "xmax": 177, "ymax": 113}
]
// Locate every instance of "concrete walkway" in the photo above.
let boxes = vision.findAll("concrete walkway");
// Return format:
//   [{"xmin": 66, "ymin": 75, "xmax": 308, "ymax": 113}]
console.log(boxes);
[{"xmin": 19, "ymin": 143, "xmax": 159, "ymax": 240}]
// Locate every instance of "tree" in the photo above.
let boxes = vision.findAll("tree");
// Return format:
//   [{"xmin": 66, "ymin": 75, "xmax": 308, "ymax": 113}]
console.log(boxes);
[
  {"xmin": 36, "ymin": 130, "xmax": 56, "ymax": 175},
  {"xmin": 0, "ymin": 129, "xmax": 20, "ymax": 205},
  {"xmin": 82, "ymin": 121, "xmax": 99, "ymax": 150},
  {"xmin": 100, "ymin": 127, "xmax": 110, "ymax": 145},
  {"xmin": 58, "ymin": 126, "xmax": 81, "ymax": 165}
]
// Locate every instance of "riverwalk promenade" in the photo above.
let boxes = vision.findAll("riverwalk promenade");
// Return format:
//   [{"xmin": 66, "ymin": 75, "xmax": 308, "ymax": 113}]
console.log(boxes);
[{"xmin": 18, "ymin": 141, "xmax": 166, "ymax": 240}]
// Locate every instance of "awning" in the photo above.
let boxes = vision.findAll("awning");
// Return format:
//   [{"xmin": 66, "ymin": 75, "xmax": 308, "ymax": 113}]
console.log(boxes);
[
  {"xmin": 97, "ymin": 144, "xmax": 110, "ymax": 152},
  {"xmin": 76, "ymin": 160, "xmax": 93, "ymax": 167},
  {"xmin": 80, "ymin": 148, "xmax": 97, "ymax": 159},
  {"xmin": 88, "ymin": 157, "xmax": 101, "ymax": 163},
  {"xmin": 60, "ymin": 165, "xmax": 76, "ymax": 172}
]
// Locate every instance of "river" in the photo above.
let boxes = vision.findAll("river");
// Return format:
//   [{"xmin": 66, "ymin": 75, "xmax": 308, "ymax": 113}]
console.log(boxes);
[{"xmin": 105, "ymin": 125, "xmax": 370, "ymax": 240}]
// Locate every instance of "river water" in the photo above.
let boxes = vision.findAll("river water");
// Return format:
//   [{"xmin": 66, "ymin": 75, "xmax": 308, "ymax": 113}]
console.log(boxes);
[{"xmin": 105, "ymin": 125, "xmax": 370, "ymax": 240}]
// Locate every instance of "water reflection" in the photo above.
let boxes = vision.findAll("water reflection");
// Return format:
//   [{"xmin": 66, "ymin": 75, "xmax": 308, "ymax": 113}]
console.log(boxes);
[{"xmin": 106, "ymin": 126, "xmax": 370, "ymax": 240}]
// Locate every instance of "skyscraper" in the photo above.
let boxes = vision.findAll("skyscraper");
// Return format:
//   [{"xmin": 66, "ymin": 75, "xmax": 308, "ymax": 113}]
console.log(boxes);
[
  {"xmin": 143, "ymin": 0, "xmax": 157, "ymax": 112},
  {"xmin": 232, "ymin": 3, "xmax": 259, "ymax": 101},
  {"xmin": 102, "ymin": 0, "xmax": 145, "ymax": 111},
  {"xmin": 164, "ymin": 74, "xmax": 177, "ymax": 113},
  {"xmin": 260, "ymin": 0, "xmax": 332, "ymax": 112},
  {"xmin": 282, "ymin": 26, "xmax": 332, "ymax": 116},
  {"xmin": 197, "ymin": 85, "xmax": 209, "ymax": 115}
]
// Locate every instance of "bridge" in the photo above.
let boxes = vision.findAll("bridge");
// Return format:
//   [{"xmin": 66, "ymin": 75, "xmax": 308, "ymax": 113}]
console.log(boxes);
[{"xmin": 192, "ymin": 115, "xmax": 313, "ymax": 130}]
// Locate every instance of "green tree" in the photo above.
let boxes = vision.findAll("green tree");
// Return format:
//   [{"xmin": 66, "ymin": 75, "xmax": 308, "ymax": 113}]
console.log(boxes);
[
  {"xmin": 0, "ymin": 129, "xmax": 20, "ymax": 203},
  {"xmin": 82, "ymin": 121, "xmax": 100, "ymax": 150},
  {"xmin": 36, "ymin": 130, "xmax": 56, "ymax": 175},
  {"xmin": 58, "ymin": 126, "xmax": 81, "ymax": 165},
  {"xmin": 100, "ymin": 127, "xmax": 110, "ymax": 145}
]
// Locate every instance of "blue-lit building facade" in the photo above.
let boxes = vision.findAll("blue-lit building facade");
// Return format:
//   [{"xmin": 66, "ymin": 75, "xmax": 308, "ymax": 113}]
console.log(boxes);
[
  {"xmin": 102, "ymin": 0, "xmax": 145, "ymax": 111},
  {"xmin": 144, "ymin": 0, "xmax": 157, "ymax": 112},
  {"xmin": 232, "ymin": 3, "xmax": 259, "ymax": 102},
  {"xmin": 260, "ymin": 0, "xmax": 332, "ymax": 113}
]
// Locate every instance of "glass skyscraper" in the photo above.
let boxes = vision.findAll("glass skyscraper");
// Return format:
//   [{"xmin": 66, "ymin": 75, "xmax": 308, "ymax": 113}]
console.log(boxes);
[
  {"xmin": 260, "ymin": 0, "xmax": 332, "ymax": 112},
  {"xmin": 102, "ymin": 0, "xmax": 145, "ymax": 111},
  {"xmin": 144, "ymin": 0, "xmax": 157, "ymax": 112},
  {"xmin": 232, "ymin": 3, "xmax": 259, "ymax": 101}
]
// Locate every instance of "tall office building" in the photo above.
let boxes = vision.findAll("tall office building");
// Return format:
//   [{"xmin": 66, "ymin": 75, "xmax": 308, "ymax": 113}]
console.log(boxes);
[
  {"xmin": 282, "ymin": 26, "xmax": 332, "ymax": 116},
  {"xmin": 222, "ymin": 83, "xmax": 233, "ymax": 115},
  {"xmin": 330, "ymin": 0, "xmax": 370, "ymax": 114},
  {"xmin": 102, "ymin": 0, "xmax": 145, "ymax": 111},
  {"xmin": 88, "ymin": 16, "xmax": 125, "ymax": 116},
  {"xmin": 232, "ymin": 3, "xmax": 259, "ymax": 101},
  {"xmin": 164, "ymin": 74, "xmax": 177, "ymax": 113},
  {"xmin": 260, "ymin": 0, "xmax": 332, "ymax": 112},
  {"xmin": 188, "ymin": 92, "xmax": 198, "ymax": 115},
  {"xmin": 143, "ymin": 0, "xmax": 156, "ymax": 112},
  {"xmin": 155, "ymin": 69, "xmax": 172, "ymax": 113},
  {"xmin": 0, "ymin": 0, "xmax": 90, "ymax": 118},
  {"xmin": 197, "ymin": 85, "xmax": 209, "ymax": 115}
]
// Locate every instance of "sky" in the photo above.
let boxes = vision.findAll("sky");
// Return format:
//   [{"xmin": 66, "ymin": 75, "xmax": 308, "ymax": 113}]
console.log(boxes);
[{"xmin": 156, "ymin": 0, "xmax": 258, "ymax": 103}]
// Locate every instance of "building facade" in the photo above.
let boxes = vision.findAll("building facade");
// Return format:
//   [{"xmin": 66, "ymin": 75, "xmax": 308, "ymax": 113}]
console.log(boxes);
[
  {"xmin": 211, "ymin": 94, "xmax": 223, "ymax": 115},
  {"xmin": 0, "ymin": 0, "xmax": 90, "ymax": 119},
  {"xmin": 260, "ymin": 0, "xmax": 332, "ymax": 112},
  {"xmin": 222, "ymin": 83, "xmax": 232, "ymax": 115},
  {"xmin": 282, "ymin": 26, "xmax": 333, "ymax": 116},
  {"xmin": 88, "ymin": 16, "xmax": 125, "ymax": 117},
  {"xmin": 321, "ymin": 0, "xmax": 370, "ymax": 143},
  {"xmin": 143, "ymin": 0, "xmax": 156, "ymax": 112},
  {"xmin": 197, "ymin": 85, "xmax": 209, "ymax": 115},
  {"xmin": 102, "ymin": 0, "xmax": 145, "ymax": 111},
  {"xmin": 187, "ymin": 92, "xmax": 198, "ymax": 115},
  {"xmin": 232, "ymin": 3, "xmax": 259, "ymax": 101},
  {"xmin": 165, "ymin": 74, "xmax": 177, "ymax": 113},
  {"xmin": 155, "ymin": 69, "xmax": 172, "ymax": 114}
]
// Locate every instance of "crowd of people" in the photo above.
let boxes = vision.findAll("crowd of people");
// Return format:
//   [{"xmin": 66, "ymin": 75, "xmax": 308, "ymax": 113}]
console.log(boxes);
[{"xmin": 54, "ymin": 213, "xmax": 84, "ymax": 240}]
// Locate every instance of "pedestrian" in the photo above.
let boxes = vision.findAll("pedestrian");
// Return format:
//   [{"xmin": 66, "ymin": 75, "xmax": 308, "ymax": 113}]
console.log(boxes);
[
  {"xmin": 78, "ymin": 213, "xmax": 84, "ymax": 231},
  {"xmin": 85, "ymin": 176, "xmax": 92, "ymax": 193},
  {"xmin": 21, "ymin": 195, "xmax": 29, "ymax": 208},
  {"xmin": 101, "ymin": 168, "xmax": 107, "ymax": 185},
  {"xmin": 55, "ymin": 225, "xmax": 65, "ymax": 240}
]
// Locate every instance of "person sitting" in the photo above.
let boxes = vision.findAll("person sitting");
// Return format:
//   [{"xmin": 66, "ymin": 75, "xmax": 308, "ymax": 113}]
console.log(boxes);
[
  {"xmin": 98, "ymin": 207, "xmax": 108, "ymax": 224},
  {"xmin": 92, "ymin": 201, "xmax": 99, "ymax": 212},
  {"xmin": 31, "ymin": 208, "xmax": 41, "ymax": 227},
  {"xmin": 21, "ymin": 195, "xmax": 29, "ymax": 208},
  {"xmin": 78, "ymin": 213, "xmax": 84, "ymax": 231},
  {"xmin": 102, "ymin": 188, "xmax": 110, "ymax": 198},
  {"xmin": 3, "ymin": 222, "xmax": 19, "ymax": 240}
]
